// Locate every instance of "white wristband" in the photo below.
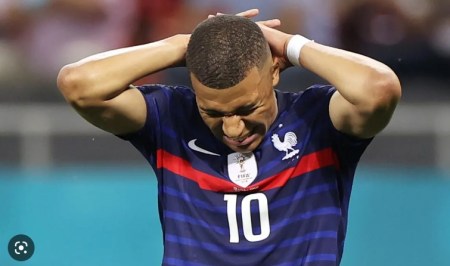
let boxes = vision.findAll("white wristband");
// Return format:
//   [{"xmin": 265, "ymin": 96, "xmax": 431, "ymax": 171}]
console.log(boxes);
[{"xmin": 286, "ymin": 35, "xmax": 312, "ymax": 67}]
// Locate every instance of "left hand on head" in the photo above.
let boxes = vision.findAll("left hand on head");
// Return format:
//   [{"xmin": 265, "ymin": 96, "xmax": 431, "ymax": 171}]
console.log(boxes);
[{"xmin": 256, "ymin": 21, "xmax": 293, "ymax": 72}]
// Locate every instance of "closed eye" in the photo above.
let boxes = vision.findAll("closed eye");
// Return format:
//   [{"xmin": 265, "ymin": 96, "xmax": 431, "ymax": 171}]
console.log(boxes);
[
  {"xmin": 235, "ymin": 106, "xmax": 258, "ymax": 116},
  {"xmin": 200, "ymin": 104, "xmax": 259, "ymax": 118},
  {"xmin": 205, "ymin": 111, "xmax": 224, "ymax": 118}
]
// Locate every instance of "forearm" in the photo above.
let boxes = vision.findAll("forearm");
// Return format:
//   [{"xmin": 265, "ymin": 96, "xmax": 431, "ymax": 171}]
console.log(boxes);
[
  {"xmin": 57, "ymin": 34, "xmax": 188, "ymax": 104},
  {"xmin": 299, "ymin": 42, "xmax": 400, "ymax": 108}
]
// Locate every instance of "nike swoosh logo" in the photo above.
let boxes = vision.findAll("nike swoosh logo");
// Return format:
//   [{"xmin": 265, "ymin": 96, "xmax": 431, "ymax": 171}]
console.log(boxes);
[{"xmin": 188, "ymin": 139, "xmax": 220, "ymax": 156}]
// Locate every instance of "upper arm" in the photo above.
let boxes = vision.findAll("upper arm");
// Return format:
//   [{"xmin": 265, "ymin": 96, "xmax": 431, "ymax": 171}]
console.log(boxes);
[
  {"xmin": 71, "ymin": 86, "xmax": 147, "ymax": 136},
  {"xmin": 329, "ymin": 73, "xmax": 401, "ymax": 139}
]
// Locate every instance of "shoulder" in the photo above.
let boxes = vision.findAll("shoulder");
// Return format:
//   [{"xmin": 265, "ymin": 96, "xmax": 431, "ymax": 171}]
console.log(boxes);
[
  {"xmin": 276, "ymin": 85, "xmax": 336, "ymax": 111},
  {"xmin": 302, "ymin": 84, "xmax": 336, "ymax": 100},
  {"xmin": 136, "ymin": 84, "xmax": 195, "ymax": 99},
  {"xmin": 119, "ymin": 84, "xmax": 198, "ymax": 141},
  {"xmin": 134, "ymin": 84, "xmax": 196, "ymax": 109}
]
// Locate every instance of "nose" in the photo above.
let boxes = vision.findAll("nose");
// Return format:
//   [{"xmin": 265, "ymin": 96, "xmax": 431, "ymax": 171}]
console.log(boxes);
[{"xmin": 222, "ymin": 115, "xmax": 245, "ymax": 139}]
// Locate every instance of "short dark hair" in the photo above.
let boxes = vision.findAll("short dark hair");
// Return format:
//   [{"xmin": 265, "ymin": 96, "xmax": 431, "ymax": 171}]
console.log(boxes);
[{"xmin": 186, "ymin": 15, "xmax": 269, "ymax": 89}]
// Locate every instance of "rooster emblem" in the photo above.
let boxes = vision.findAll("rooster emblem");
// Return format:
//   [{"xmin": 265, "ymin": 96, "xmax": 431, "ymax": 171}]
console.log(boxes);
[{"xmin": 271, "ymin": 132, "xmax": 300, "ymax": 160}]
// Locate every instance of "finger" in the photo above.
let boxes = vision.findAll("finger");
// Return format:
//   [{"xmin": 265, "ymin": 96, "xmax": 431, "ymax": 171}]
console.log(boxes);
[
  {"xmin": 235, "ymin": 9, "xmax": 259, "ymax": 18},
  {"xmin": 208, "ymin": 12, "xmax": 224, "ymax": 19},
  {"xmin": 257, "ymin": 19, "xmax": 281, "ymax": 28},
  {"xmin": 208, "ymin": 9, "xmax": 260, "ymax": 20}
]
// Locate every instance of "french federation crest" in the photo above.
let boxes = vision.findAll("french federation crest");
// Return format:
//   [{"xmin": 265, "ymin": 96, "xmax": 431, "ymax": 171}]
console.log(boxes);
[
  {"xmin": 227, "ymin": 152, "xmax": 258, "ymax": 187},
  {"xmin": 271, "ymin": 132, "xmax": 300, "ymax": 160}
]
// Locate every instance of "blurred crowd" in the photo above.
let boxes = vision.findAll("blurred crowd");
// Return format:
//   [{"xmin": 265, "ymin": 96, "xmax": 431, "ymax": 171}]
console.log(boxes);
[{"xmin": 0, "ymin": 0, "xmax": 449, "ymax": 103}]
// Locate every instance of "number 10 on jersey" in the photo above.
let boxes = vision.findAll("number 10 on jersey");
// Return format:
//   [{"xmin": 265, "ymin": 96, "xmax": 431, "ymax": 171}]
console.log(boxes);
[{"xmin": 224, "ymin": 193, "xmax": 271, "ymax": 243}]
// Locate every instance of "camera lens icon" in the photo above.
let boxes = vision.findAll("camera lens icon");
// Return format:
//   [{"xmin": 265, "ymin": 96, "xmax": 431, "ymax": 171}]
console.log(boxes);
[
  {"xmin": 8, "ymin": 234, "xmax": 35, "ymax": 261},
  {"xmin": 15, "ymin": 241, "xmax": 29, "ymax": 254}
]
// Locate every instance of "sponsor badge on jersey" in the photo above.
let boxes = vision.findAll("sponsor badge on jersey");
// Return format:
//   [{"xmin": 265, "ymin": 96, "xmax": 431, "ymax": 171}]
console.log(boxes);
[{"xmin": 227, "ymin": 152, "xmax": 258, "ymax": 188}]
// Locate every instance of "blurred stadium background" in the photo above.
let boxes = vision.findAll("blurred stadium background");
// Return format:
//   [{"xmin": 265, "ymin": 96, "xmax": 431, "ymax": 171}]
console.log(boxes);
[{"xmin": 1, "ymin": 0, "xmax": 449, "ymax": 265}]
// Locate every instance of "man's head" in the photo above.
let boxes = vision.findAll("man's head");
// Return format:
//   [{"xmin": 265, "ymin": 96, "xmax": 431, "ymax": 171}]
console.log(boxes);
[
  {"xmin": 186, "ymin": 15, "xmax": 280, "ymax": 153},
  {"xmin": 187, "ymin": 15, "xmax": 270, "ymax": 89}
]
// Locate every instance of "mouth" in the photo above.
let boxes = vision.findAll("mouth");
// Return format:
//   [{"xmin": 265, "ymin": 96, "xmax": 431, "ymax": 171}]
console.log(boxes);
[{"xmin": 223, "ymin": 133, "xmax": 258, "ymax": 147}]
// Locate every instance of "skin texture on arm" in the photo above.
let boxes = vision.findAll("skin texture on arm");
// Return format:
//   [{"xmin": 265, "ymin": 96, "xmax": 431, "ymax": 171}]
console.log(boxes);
[
  {"xmin": 257, "ymin": 21, "xmax": 401, "ymax": 139},
  {"xmin": 57, "ymin": 34, "xmax": 190, "ymax": 135},
  {"xmin": 300, "ymin": 43, "xmax": 401, "ymax": 138}
]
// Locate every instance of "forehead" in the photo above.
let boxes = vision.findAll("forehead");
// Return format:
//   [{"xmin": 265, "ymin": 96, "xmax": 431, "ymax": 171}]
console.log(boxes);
[{"xmin": 192, "ymin": 67, "xmax": 270, "ymax": 112}]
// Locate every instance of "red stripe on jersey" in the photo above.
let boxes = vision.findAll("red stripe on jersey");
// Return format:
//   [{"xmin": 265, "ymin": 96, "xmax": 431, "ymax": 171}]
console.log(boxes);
[
  {"xmin": 156, "ymin": 148, "xmax": 339, "ymax": 192},
  {"xmin": 157, "ymin": 149, "xmax": 232, "ymax": 192},
  {"xmin": 254, "ymin": 148, "xmax": 339, "ymax": 191}
]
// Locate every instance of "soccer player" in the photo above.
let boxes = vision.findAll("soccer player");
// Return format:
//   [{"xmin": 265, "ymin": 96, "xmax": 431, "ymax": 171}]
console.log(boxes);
[{"xmin": 57, "ymin": 9, "xmax": 401, "ymax": 266}]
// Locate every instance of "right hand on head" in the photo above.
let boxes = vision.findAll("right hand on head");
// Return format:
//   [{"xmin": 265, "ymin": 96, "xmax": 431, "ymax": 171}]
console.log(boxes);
[{"xmin": 173, "ymin": 34, "xmax": 191, "ymax": 67}]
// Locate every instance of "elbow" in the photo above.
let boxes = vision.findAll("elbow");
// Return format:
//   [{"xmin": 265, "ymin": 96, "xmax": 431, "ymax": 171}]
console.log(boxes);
[
  {"xmin": 364, "ymin": 68, "xmax": 402, "ymax": 114},
  {"xmin": 381, "ymin": 69, "xmax": 402, "ymax": 103},
  {"xmin": 57, "ymin": 64, "xmax": 92, "ymax": 108},
  {"xmin": 57, "ymin": 64, "xmax": 80, "ymax": 104},
  {"xmin": 378, "ymin": 70, "xmax": 402, "ymax": 109}
]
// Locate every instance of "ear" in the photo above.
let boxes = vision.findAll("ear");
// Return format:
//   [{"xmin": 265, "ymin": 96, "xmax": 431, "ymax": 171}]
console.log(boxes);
[{"xmin": 271, "ymin": 57, "xmax": 280, "ymax": 87}]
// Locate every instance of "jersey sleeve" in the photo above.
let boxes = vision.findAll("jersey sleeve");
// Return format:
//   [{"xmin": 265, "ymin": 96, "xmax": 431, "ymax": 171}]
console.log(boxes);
[
  {"xmin": 308, "ymin": 84, "xmax": 373, "ymax": 167},
  {"xmin": 117, "ymin": 84, "xmax": 196, "ymax": 167}
]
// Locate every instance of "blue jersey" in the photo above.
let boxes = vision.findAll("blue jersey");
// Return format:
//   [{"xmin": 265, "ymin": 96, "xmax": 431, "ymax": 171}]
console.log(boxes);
[{"xmin": 121, "ymin": 84, "xmax": 372, "ymax": 266}]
